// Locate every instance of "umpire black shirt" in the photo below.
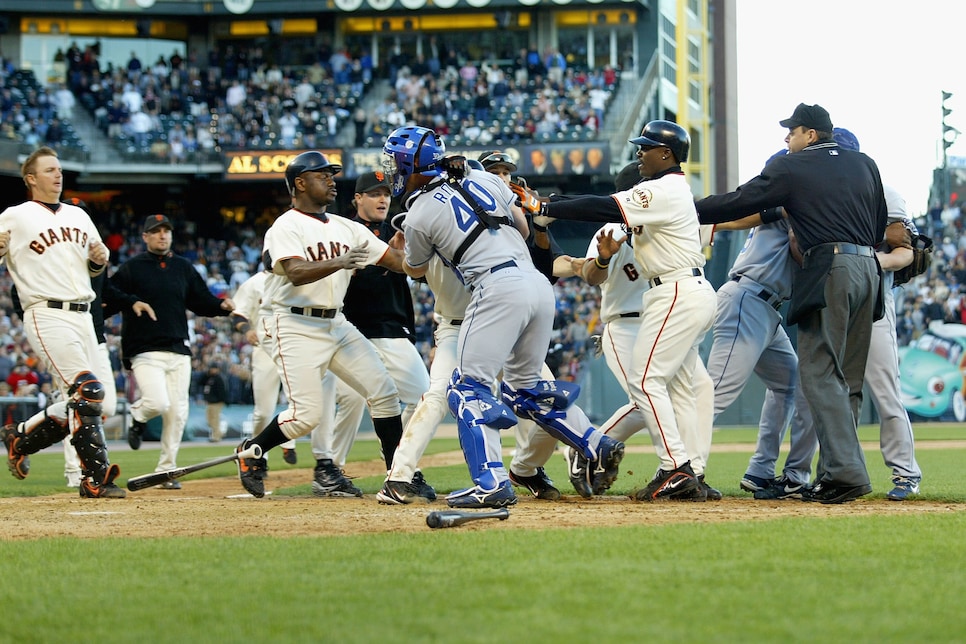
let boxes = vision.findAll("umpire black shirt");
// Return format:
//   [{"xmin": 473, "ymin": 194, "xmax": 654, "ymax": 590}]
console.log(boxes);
[
  {"xmin": 695, "ymin": 141, "xmax": 887, "ymax": 252},
  {"xmin": 111, "ymin": 251, "xmax": 229, "ymax": 365},
  {"xmin": 342, "ymin": 216, "xmax": 416, "ymax": 342}
]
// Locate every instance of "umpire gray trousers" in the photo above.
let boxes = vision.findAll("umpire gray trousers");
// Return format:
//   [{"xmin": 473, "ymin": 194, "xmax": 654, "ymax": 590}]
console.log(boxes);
[{"xmin": 797, "ymin": 254, "xmax": 878, "ymax": 487}]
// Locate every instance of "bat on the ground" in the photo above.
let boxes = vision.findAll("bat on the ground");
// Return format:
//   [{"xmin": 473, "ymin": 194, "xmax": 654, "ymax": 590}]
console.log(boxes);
[
  {"xmin": 126, "ymin": 444, "xmax": 263, "ymax": 491},
  {"xmin": 426, "ymin": 508, "xmax": 509, "ymax": 529}
]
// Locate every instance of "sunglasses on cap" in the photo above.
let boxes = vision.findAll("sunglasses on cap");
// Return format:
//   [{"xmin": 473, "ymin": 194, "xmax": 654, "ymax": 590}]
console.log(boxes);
[{"xmin": 480, "ymin": 151, "xmax": 515, "ymax": 167}]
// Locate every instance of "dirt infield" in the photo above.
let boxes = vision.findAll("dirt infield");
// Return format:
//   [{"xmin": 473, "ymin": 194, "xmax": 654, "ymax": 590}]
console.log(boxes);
[{"xmin": 3, "ymin": 443, "xmax": 963, "ymax": 541}]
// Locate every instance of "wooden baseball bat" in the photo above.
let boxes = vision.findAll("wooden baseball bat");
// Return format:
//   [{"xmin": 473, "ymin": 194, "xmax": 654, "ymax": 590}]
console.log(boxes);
[
  {"xmin": 426, "ymin": 508, "xmax": 510, "ymax": 529},
  {"xmin": 126, "ymin": 444, "xmax": 263, "ymax": 491}
]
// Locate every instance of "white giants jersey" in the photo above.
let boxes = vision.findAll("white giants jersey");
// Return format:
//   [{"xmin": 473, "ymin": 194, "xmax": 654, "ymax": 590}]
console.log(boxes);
[
  {"xmin": 611, "ymin": 172, "xmax": 705, "ymax": 280},
  {"xmin": 0, "ymin": 200, "xmax": 100, "ymax": 309},
  {"xmin": 585, "ymin": 223, "xmax": 648, "ymax": 324},
  {"xmin": 265, "ymin": 209, "xmax": 390, "ymax": 311}
]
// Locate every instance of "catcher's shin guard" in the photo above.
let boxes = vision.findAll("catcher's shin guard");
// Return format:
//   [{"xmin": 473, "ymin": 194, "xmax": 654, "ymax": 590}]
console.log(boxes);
[
  {"xmin": 71, "ymin": 422, "xmax": 124, "ymax": 498},
  {"xmin": 447, "ymin": 371, "xmax": 515, "ymax": 489},
  {"xmin": 2, "ymin": 414, "xmax": 70, "ymax": 479},
  {"xmin": 501, "ymin": 381, "xmax": 597, "ymax": 459}
]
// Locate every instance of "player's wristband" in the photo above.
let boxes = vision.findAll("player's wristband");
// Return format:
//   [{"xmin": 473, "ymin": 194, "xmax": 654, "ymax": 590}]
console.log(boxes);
[
  {"xmin": 533, "ymin": 221, "xmax": 549, "ymax": 233},
  {"xmin": 594, "ymin": 256, "xmax": 611, "ymax": 269},
  {"xmin": 88, "ymin": 260, "xmax": 105, "ymax": 274},
  {"xmin": 760, "ymin": 206, "xmax": 783, "ymax": 224}
]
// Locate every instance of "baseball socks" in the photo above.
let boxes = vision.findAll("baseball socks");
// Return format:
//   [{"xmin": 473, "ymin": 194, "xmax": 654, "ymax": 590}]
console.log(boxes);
[
  {"xmin": 247, "ymin": 417, "xmax": 287, "ymax": 453},
  {"xmin": 371, "ymin": 416, "xmax": 403, "ymax": 470}
]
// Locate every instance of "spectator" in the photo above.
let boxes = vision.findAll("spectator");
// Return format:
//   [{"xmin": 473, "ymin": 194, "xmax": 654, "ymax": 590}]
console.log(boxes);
[{"xmin": 202, "ymin": 362, "xmax": 228, "ymax": 442}]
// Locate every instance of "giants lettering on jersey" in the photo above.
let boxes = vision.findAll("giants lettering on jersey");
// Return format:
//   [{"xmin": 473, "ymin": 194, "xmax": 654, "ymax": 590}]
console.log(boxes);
[
  {"xmin": 28, "ymin": 226, "xmax": 90, "ymax": 255},
  {"xmin": 306, "ymin": 240, "xmax": 350, "ymax": 261}
]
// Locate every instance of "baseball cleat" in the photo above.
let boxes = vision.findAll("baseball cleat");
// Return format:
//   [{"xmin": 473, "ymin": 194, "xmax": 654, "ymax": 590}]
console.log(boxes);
[
  {"xmin": 591, "ymin": 435, "xmax": 625, "ymax": 495},
  {"xmin": 161, "ymin": 480, "xmax": 182, "ymax": 490},
  {"xmin": 886, "ymin": 476, "xmax": 920, "ymax": 501},
  {"xmin": 312, "ymin": 459, "xmax": 363, "ymax": 498},
  {"xmin": 127, "ymin": 418, "xmax": 146, "ymax": 451},
  {"xmin": 698, "ymin": 475, "xmax": 723, "ymax": 501},
  {"xmin": 446, "ymin": 481, "xmax": 517, "ymax": 509},
  {"xmin": 739, "ymin": 473, "xmax": 774, "ymax": 493},
  {"xmin": 79, "ymin": 464, "xmax": 126, "ymax": 498},
  {"xmin": 1, "ymin": 424, "xmax": 29, "ymax": 480},
  {"xmin": 282, "ymin": 448, "xmax": 298, "ymax": 465},
  {"xmin": 236, "ymin": 440, "xmax": 268, "ymax": 498},
  {"xmin": 509, "ymin": 467, "xmax": 561, "ymax": 500},
  {"xmin": 565, "ymin": 446, "xmax": 593, "ymax": 498},
  {"xmin": 753, "ymin": 475, "xmax": 806, "ymax": 500},
  {"xmin": 632, "ymin": 461, "xmax": 700, "ymax": 502},
  {"xmin": 411, "ymin": 471, "xmax": 437, "ymax": 502},
  {"xmin": 376, "ymin": 479, "xmax": 424, "ymax": 505}
]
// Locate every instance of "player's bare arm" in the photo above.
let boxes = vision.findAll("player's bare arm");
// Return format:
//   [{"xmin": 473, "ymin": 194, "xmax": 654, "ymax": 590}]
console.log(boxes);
[
  {"xmin": 376, "ymin": 246, "xmax": 406, "ymax": 274},
  {"xmin": 219, "ymin": 297, "xmax": 235, "ymax": 312},
  {"xmin": 402, "ymin": 260, "xmax": 428, "ymax": 280},
  {"xmin": 582, "ymin": 229, "xmax": 625, "ymax": 286},
  {"xmin": 0, "ymin": 230, "xmax": 10, "ymax": 257},
  {"xmin": 877, "ymin": 246, "xmax": 914, "ymax": 271},
  {"xmin": 280, "ymin": 242, "xmax": 369, "ymax": 286}
]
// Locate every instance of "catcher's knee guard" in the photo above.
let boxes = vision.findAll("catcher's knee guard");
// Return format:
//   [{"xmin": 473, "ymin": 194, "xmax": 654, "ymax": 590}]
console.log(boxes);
[
  {"xmin": 68, "ymin": 371, "xmax": 105, "ymax": 419},
  {"xmin": 447, "ymin": 371, "xmax": 515, "ymax": 489},
  {"xmin": 502, "ymin": 380, "xmax": 596, "ymax": 459}
]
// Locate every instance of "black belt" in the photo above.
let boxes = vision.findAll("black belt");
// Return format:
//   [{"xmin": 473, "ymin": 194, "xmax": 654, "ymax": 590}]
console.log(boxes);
[
  {"xmin": 290, "ymin": 306, "xmax": 339, "ymax": 318},
  {"xmin": 649, "ymin": 267, "xmax": 702, "ymax": 288},
  {"xmin": 805, "ymin": 242, "xmax": 875, "ymax": 258},
  {"xmin": 731, "ymin": 276, "xmax": 783, "ymax": 310},
  {"xmin": 619, "ymin": 312, "xmax": 641, "ymax": 318},
  {"xmin": 489, "ymin": 260, "xmax": 517, "ymax": 273},
  {"xmin": 452, "ymin": 319, "xmax": 464, "ymax": 326},
  {"xmin": 47, "ymin": 300, "xmax": 90, "ymax": 312}
]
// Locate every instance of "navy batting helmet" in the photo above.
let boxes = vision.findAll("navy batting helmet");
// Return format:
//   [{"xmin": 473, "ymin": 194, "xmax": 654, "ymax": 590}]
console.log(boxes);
[
  {"xmin": 382, "ymin": 126, "xmax": 446, "ymax": 196},
  {"xmin": 284, "ymin": 151, "xmax": 342, "ymax": 195},
  {"xmin": 629, "ymin": 120, "xmax": 690, "ymax": 163}
]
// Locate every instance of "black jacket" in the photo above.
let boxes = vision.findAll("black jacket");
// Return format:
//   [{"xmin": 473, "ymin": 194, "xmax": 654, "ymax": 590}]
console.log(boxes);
[
  {"xmin": 341, "ymin": 216, "xmax": 415, "ymax": 342},
  {"xmin": 111, "ymin": 251, "xmax": 229, "ymax": 366}
]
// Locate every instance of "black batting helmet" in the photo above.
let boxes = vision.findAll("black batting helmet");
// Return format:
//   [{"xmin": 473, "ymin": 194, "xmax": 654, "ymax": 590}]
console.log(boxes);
[
  {"xmin": 629, "ymin": 120, "xmax": 690, "ymax": 163},
  {"xmin": 284, "ymin": 151, "xmax": 342, "ymax": 195}
]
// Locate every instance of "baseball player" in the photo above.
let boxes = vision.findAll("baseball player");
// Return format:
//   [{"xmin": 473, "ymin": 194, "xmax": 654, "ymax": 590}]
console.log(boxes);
[
  {"xmin": 229, "ymin": 268, "xmax": 299, "ymax": 465},
  {"xmin": 323, "ymin": 171, "xmax": 433, "ymax": 495},
  {"xmin": 573, "ymin": 162, "xmax": 721, "ymax": 500},
  {"xmin": 0, "ymin": 146, "xmax": 126, "ymax": 498},
  {"xmin": 516, "ymin": 121, "xmax": 717, "ymax": 501},
  {"xmin": 383, "ymin": 125, "xmax": 624, "ymax": 508},
  {"xmin": 478, "ymin": 150, "xmax": 564, "ymax": 500},
  {"xmin": 705, "ymin": 150, "xmax": 818, "ymax": 501},
  {"xmin": 832, "ymin": 127, "xmax": 922, "ymax": 501},
  {"xmin": 112, "ymin": 214, "xmax": 235, "ymax": 489},
  {"xmin": 235, "ymin": 151, "xmax": 407, "ymax": 498}
]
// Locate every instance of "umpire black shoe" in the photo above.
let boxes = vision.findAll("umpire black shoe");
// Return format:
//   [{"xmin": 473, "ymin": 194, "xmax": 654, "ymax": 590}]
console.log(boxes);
[
  {"xmin": 632, "ymin": 461, "xmax": 700, "ymax": 502},
  {"xmin": 801, "ymin": 481, "xmax": 872, "ymax": 504},
  {"xmin": 509, "ymin": 467, "xmax": 561, "ymax": 500},
  {"xmin": 128, "ymin": 418, "xmax": 146, "ymax": 451},
  {"xmin": 282, "ymin": 447, "xmax": 298, "ymax": 465}
]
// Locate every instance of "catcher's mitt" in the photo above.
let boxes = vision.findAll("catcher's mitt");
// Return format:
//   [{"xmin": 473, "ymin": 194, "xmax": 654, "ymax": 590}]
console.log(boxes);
[
  {"xmin": 884, "ymin": 221, "xmax": 913, "ymax": 250},
  {"xmin": 893, "ymin": 233, "xmax": 934, "ymax": 286}
]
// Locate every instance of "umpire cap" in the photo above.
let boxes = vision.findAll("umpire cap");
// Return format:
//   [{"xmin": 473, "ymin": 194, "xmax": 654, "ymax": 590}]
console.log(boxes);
[
  {"xmin": 284, "ymin": 151, "xmax": 342, "ymax": 195},
  {"xmin": 629, "ymin": 120, "xmax": 690, "ymax": 163}
]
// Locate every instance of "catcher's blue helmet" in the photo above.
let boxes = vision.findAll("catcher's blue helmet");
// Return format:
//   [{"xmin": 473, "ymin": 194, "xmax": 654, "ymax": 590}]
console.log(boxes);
[{"xmin": 382, "ymin": 126, "xmax": 446, "ymax": 196}]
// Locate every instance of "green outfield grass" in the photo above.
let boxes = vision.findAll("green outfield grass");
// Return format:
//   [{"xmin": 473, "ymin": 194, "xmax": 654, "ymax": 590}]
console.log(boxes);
[{"xmin": 1, "ymin": 424, "xmax": 964, "ymax": 642}]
